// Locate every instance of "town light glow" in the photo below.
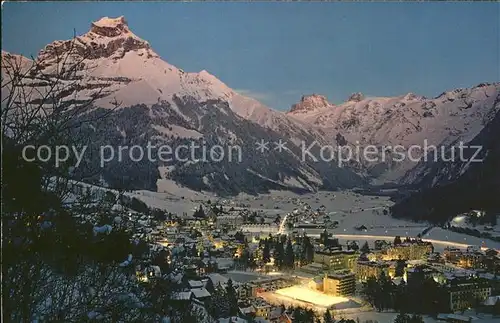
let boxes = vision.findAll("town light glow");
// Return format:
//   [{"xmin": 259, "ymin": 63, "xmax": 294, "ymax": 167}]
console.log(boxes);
[{"xmin": 275, "ymin": 285, "xmax": 349, "ymax": 307}]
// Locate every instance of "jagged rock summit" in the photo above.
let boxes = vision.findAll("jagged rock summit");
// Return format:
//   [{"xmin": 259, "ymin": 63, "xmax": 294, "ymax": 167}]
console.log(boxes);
[
  {"xmin": 3, "ymin": 16, "xmax": 498, "ymax": 194},
  {"xmin": 289, "ymin": 94, "xmax": 333, "ymax": 114},
  {"xmin": 90, "ymin": 16, "xmax": 130, "ymax": 37},
  {"xmin": 38, "ymin": 16, "xmax": 157, "ymax": 65},
  {"xmin": 2, "ymin": 16, "xmax": 355, "ymax": 194},
  {"xmin": 287, "ymin": 83, "xmax": 500, "ymax": 183},
  {"xmin": 347, "ymin": 92, "xmax": 364, "ymax": 102}
]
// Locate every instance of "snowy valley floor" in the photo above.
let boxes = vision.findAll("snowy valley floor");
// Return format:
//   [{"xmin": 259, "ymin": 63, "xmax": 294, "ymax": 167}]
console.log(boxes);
[{"xmin": 128, "ymin": 181, "xmax": 500, "ymax": 251}]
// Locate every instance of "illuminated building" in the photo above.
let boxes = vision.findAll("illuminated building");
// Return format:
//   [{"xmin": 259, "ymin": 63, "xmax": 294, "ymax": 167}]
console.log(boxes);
[
  {"xmin": 323, "ymin": 271, "xmax": 355, "ymax": 296},
  {"xmin": 443, "ymin": 247, "xmax": 462, "ymax": 263},
  {"xmin": 355, "ymin": 261, "xmax": 389, "ymax": 282},
  {"xmin": 457, "ymin": 252, "xmax": 487, "ymax": 270},
  {"xmin": 447, "ymin": 278, "xmax": 492, "ymax": 311},
  {"xmin": 314, "ymin": 249, "xmax": 358, "ymax": 271},
  {"xmin": 384, "ymin": 241, "xmax": 433, "ymax": 260},
  {"xmin": 215, "ymin": 215, "xmax": 244, "ymax": 229}
]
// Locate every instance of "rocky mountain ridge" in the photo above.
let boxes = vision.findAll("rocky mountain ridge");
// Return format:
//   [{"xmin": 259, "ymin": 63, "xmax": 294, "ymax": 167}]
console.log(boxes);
[
  {"xmin": 1, "ymin": 16, "xmax": 364, "ymax": 195},
  {"xmin": 3, "ymin": 16, "xmax": 499, "ymax": 196},
  {"xmin": 287, "ymin": 83, "xmax": 500, "ymax": 184}
]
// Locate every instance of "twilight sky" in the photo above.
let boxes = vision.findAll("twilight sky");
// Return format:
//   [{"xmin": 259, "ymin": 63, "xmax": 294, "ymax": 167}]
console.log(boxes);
[{"xmin": 2, "ymin": 2, "xmax": 499, "ymax": 110}]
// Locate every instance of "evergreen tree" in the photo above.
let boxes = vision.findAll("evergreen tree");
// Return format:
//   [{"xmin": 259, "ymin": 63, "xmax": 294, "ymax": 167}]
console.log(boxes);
[
  {"xmin": 194, "ymin": 205, "xmax": 206, "ymax": 218},
  {"xmin": 248, "ymin": 251, "xmax": 257, "ymax": 269},
  {"xmin": 209, "ymin": 283, "xmax": 229, "ymax": 318},
  {"xmin": 494, "ymin": 298, "xmax": 500, "ymax": 316},
  {"xmin": 323, "ymin": 309, "xmax": 334, "ymax": 323},
  {"xmin": 275, "ymin": 215, "xmax": 281, "ymax": 225},
  {"xmin": 305, "ymin": 236, "xmax": 314, "ymax": 264},
  {"xmin": 205, "ymin": 278, "xmax": 215, "ymax": 294},
  {"xmin": 263, "ymin": 239, "xmax": 271, "ymax": 264},
  {"xmin": 361, "ymin": 241, "xmax": 370, "ymax": 253},
  {"xmin": 394, "ymin": 313, "xmax": 424, "ymax": 323},
  {"xmin": 362, "ymin": 276, "xmax": 379, "ymax": 307},
  {"xmin": 320, "ymin": 229, "xmax": 329, "ymax": 246},
  {"xmin": 292, "ymin": 307, "xmax": 303, "ymax": 322},
  {"xmin": 394, "ymin": 236, "xmax": 402, "ymax": 245},
  {"xmin": 274, "ymin": 240, "xmax": 285, "ymax": 269},
  {"xmin": 291, "ymin": 306, "xmax": 315, "ymax": 323},
  {"xmin": 348, "ymin": 241, "xmax": 359, "ymax": 251},
  {"xmin": 305, "ymin": 309, "xmax": 315, "ymax": 322},
  {"xmin": 393, "ymin": 280, "xmax": 408, "ymax": 313},
  {"xmin": 395, "ymin": 259, "xmax": 406, "ymax": 277},
  {"xmin": 240, "ymin": 247, "xmax": 250, "ymax": 269},
  {"xmin": 234, "ymin": 231, "xmax": 245, "ymax": 243},
  {"xmin": 285, "ymin": 238, "xmax": 295, "ymax": 269},
  {"xmin": 191, "ymin": 244, "xmax": 198, "ymax": 257},
  {"xmin": 299, "ymin": 240, "xmax": 307, "ymax": 265},
  {"xmin": 248, "ymin": 212, "xmax": 257, "ymax": 224},
  {"xmin": 226, "ymin": 279, "xmax": 239, "ymax": 316},
  {"xmin": 378, "ymin": 271, "xmax": 393, "ymax": 311},
  {"xmin": 394, "ymin": 313, "xmax": 411, "ymax": 323},
  {"xmin": 152, "ymin": 249, "xmax": 170, "ymax": 274}
]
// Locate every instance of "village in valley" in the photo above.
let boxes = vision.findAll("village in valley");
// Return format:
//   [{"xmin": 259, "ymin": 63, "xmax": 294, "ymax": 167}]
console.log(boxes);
[
  {"xmin": 89, "ymin": 185, "xmax": 500, "ymax": 323},
  {"xmin": 3, "ymin": 3, "xmax": 500, "ymax": 322}
]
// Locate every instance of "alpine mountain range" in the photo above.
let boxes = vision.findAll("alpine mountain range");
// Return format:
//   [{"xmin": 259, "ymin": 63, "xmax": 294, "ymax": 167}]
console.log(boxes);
[{"xmin": 2, "ymin": 16, "xmax": 499, "ymax": 220}]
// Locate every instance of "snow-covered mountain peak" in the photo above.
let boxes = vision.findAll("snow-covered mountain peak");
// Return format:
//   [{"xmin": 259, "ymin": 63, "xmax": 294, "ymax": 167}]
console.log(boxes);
[
  {"xmin": 90, "ymin": 16, "xmax": 129, "ymax": 36},
  {"xmin": 289, "ymin": 94, "xmax": 332, "ymax": 114},
  {"xmin": 37, "ymin": 16, "xmax": 157, "ymax": 67},
  {"xmin": 401, "ymin": 92, "xmax": 425, "ymax": 102},
  {"xmin": 347, "ymin": 92, "xmax": 365, "ymax": 102}
]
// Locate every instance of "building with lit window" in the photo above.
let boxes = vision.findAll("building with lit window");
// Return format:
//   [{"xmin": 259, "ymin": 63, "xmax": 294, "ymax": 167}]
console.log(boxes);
[
  {"xmin": 457, "ymin": 252, "xmax": 487, "ymax": 270},
  {"xmin": 384, "ymin": 241, "xmax": 433, "ymax": 260},
  {"xmin": 355, "ymin": 261, "xmax": 389, "ymax": 282},
  {"xmin": 443, "ymin": 247, "xmax": 463, "ymax": 263},
  {"xmin": 323, "ymin": 271, "xmax": 355, "ymax": 296},
  {"xmin": 446, "ymin": 278, "xmax": 492, "ymax": 311},
  {"xmin": 314, "ymin": 249, "xmax": 358, "ymax": 271},
  {"xmin": 215, "ymin": 215, "xmax": 244, "ymax": 229}
]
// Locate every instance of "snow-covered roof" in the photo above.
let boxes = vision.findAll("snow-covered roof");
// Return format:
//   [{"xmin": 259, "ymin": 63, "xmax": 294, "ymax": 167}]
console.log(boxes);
[
  {"xmin": 189, "ymin": 280, "xmax": 204, "ymax": 288},
  {"xmin": 218, "ymin": 317, "xmax": 248, "ymax": 323},
  {"xmin": 171, "ymin": 291, "xmax": 192, "ymax": 301},
  {"xmin": 239, "ymin": 306, "xmax": 255, "ymax": 314},
  {"xmin": 208, "ymin": 273, "xmax": 229, "ymax": 287},
  {"xmin": 479, "ymin": 272, "xmax": 496, "ymax": 280},
  {"xmin": 446, "ymin": 314, "xmax": 472, "ymax": 321},
  {"xmin": 191, "ymin": 287, "xmax": 211, "ymax": 299},
  {"xmin": 484, "ymin": 295, "xmax": 500, "ymax": 306},
  {"xmin": 118, "ymin": 254, "xmax": 133, "ymax": 267},
  {"xmin": 93, "ymin": 224, "xmax": 112, "ymax": 235},
  {"xmin": 168, "ymin": 272, "xmax": 184, "ymax": 284}
]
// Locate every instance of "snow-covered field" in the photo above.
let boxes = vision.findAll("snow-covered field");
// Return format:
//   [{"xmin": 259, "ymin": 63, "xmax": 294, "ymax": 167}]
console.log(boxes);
[
  {"xmin": 423, "ymin": 227, "xmax": 500, "ymax": 251},
  {"xmin": 341, "ymin": 311, "xmax": 500, "ymax": 323},
  {"xmin": 69, "ymin": 179, "xmax": 500, "ymax": 251},
  {"xmin": 274, "ymin": 286, "xmax": 351, "ymax": 308}
]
